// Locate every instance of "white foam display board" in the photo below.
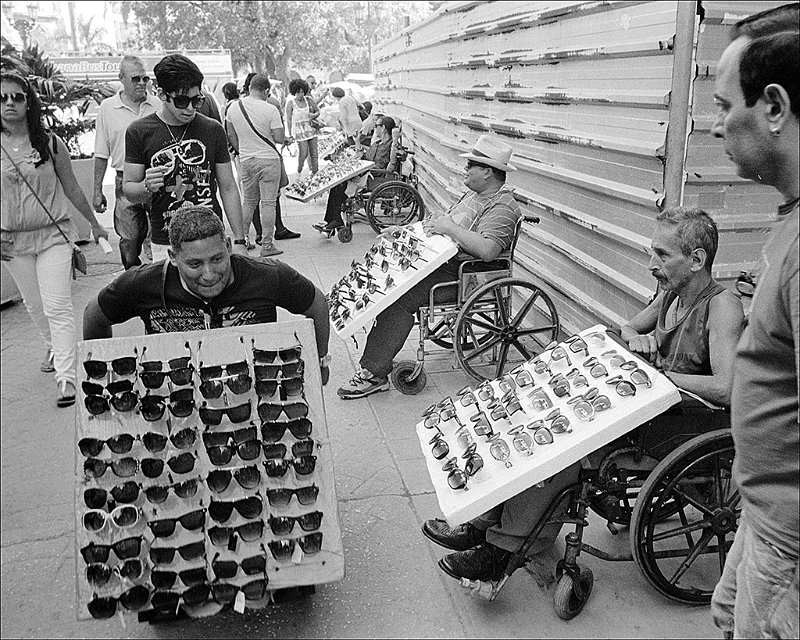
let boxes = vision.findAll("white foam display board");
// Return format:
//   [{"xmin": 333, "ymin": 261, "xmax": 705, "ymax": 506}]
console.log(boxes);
[
  {"xmin": 415, "ymin": 324, "xmax": 682, "ymax": 525},
  {"xmin": 284, "ymin": 160, "xmax": 375, "ymax": 203},
  {"xmin": 328, "ymin": 222, "xmax": 458, "ymax": 339}
]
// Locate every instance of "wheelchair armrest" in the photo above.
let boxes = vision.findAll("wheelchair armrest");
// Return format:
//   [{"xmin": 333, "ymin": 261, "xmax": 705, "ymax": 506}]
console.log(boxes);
[{"xmin": 429, "ymin": 280, "xmax": 459, "ymax": 310}]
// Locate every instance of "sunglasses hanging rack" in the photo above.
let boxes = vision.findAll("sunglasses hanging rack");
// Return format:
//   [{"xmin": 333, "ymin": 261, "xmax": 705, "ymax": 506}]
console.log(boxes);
[
  {"xmin": 75, "ymin": 321, "xmax": 344, "ymax": 622},
  {"xmin": 326, "ymin": 221, "xmax": 458, "ymax": 340},
  {"xmin": 414, "ymin": 324, "xmax": 683, "ymax": 526}
]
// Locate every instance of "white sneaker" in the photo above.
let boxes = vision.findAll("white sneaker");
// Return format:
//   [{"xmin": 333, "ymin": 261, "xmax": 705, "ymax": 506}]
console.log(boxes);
[{"xmin": 337, "ymin": 369, "xmax": 390, "ymax": 399}]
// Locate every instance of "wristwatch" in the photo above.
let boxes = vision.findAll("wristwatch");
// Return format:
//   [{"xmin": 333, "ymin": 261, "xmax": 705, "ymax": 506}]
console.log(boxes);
[
  {"xmin": 319, "ymin": 354, "xmax": 331, "ymax": 368},
  {"xmin": 233, "ymin": 239, "xmax": 247, "ymax": 246}
]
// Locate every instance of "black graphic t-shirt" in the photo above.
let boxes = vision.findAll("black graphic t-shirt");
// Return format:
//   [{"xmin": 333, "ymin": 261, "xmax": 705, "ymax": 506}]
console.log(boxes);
[
  {"xmin": 125, "ymin": 113, "xmax": 231, "ymax": 245},
  {"xmin": 97, "ymin": 255, "xmax": 316, "ymax": 334}
]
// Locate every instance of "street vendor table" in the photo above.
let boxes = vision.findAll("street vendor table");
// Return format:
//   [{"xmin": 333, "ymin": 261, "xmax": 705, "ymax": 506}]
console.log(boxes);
[
  {"xmin": 328, "ymin": 222, "xmax": 458, "ymax": 340},
  {"xmin": 415, "ymin": 324, "xmax": 682, "ymax": 525},
  {"xmin": 285, "ymin": 160, "xmax": 375, "ymax": 203}
]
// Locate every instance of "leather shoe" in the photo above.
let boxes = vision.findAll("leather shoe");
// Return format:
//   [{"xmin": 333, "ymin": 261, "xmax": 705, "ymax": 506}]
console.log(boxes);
[
  {"xmin": 438, "ymin": 543, "xmax": 512, "ymax": 582},
  {"xmin": 275, "ymin": 228, "xmax": 301, "ymax": 240},
  {"xmin": 422, "ymin": 518, "xmax": 485, "ymax": 551}
]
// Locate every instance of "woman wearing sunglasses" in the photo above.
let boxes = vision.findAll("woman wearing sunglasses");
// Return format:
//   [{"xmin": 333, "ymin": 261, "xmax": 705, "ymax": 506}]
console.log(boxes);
[{"xmin": 1, "ymin": 72, "xmax": 109, "ymax": 407}]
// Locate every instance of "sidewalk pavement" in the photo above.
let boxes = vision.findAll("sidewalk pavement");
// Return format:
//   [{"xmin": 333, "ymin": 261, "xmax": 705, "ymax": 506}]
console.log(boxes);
[{"xmin": 0, "ymin": 171, "xmax": 720, "ymax": 638}]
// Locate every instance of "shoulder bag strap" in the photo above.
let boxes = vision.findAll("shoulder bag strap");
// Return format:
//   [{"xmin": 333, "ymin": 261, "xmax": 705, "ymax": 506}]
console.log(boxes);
[
  {"xmin": 238, "ymin": 100, "xmax": 281, "ymax": 156},
  {"xmin": 0, "ymin": 142, "xmax": 74, "ymax": 247}
]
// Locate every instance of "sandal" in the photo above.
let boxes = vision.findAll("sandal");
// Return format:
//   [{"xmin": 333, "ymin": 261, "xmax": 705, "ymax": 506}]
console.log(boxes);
[
  {"xmin": 41, "ymin": 349, "xmax": 55, "ymax": 373},
  {"xmin": 56, "ymin": 381, "xmax": 76, "ymax": 408}
]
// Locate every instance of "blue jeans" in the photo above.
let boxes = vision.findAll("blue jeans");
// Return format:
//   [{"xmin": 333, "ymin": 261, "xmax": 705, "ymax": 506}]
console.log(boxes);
[
  {"xmin": 240, "ymin": 157, "xmax": 281, "ymax": 246},
  {"xmin": 113, "ymin": 173, "xmax": 149, "ymax": 270},
  {"xmin": 360, "ymin": 263, "xmax": 460, "ymax": 379},
  {"xmin": 712, "ymin": 514, "xmax": 799, "ymax": 638}
]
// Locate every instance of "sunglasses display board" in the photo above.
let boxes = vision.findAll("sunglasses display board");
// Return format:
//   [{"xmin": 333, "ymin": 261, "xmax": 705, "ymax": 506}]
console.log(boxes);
[
  {"xmin": 415, "ymin": 325, "xmax": 682, "ymax": 526},
  {"xmin": 74, "ymin": 319, "xmax": 344, "ymax": 622},
  {"xmin": 284, "ymin": 152, "xmax": 375, "ymax": 203},
  {"xmin": 326, "ymin": 222, "xmax": 458, "ymax": 340},
  {"xmin": 317, "ymin": 131, "xmax": 348, "ymax": 160}
]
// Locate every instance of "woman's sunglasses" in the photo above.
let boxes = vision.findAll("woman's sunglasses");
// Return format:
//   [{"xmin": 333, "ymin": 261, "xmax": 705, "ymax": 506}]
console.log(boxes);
[
  {"xmin": 208, "ymin": 521, "xmax": 265, "ymax": 547},
  {"xmin": 83, "ymin": 505, "xmax": 141, "ymax": 532},
  {"xmin": 209, "ymin": 496, "xmax": 263, "ymax": 523},
  {"xmin": 85, "ymin": 558, "xmax": 143, "ymax": 588},
  {"xmin": 141, "ymin": 452, "xmax": 197, "ymax": 478},
  {"xmin": 83, "ymin": 482, "xmax": 140, "ymax": 508},
  {"xmin": 80, "ymin": 537, "xmax": 142, "ymax": 564},
  {"xmin": 150, "ymin": 566, "xmax": 208, "ymax": 590},
  {"xmin": 82, "ymin": 380, "xmax": 138, "ymax": 415},
  {"xmin": 148, "ymin": 509, "xmax": 206, "ymax": 538},
  {"xmin": 83, "ymin": 356, "xmax": 137, "ymax": 379},
  {"xmin": 140, "ymin": 389, "xmax": 195, "ymax": 421},
  {"xmin": 206, "ymin": 438, "xmax": 261, "ymax": 466},
  {"xmin": 265, "ymin": 484, "xmax": 319, "ymax": 508},
  {"xmin": 212, "ymin": 552, "xmax": 267, "ymax": 580},
  {"xmin": 199, "ymin": 373, "xmax": 252, "ymax": 399},
  {"xmin": 78, "ymin": 433, "xmax": 135, "ymax": 457},
  {"xmin": 206, "ymin": 464, "xmax": 262, "ymax": 493},
  {"xmin": 268, "ymin": 533, "xmax": 323, "ymax": 560},
  {"xmin": 255, "ymin": 376, "xmax": 304, "ymax": 399},
  {"xmin": 87, "ymin": 585, "xmax": 150, "ymax": 619},
  {"xmin": 143, "ymin": 477, "xmax": 200, "ymax": 504},
  {"xmin": 253, "ymin": 346, "xmax": 302, "ymax": 364},
  {"xmin": 142, "ymin": 427, "xmax": 197, "ymax": 452},
  {"xmin": 84, "ymin": 456, "xmax": 138, "ymax": 479},
  {"xmin": 1, "ymin": 92, "xmax": 27, "ymax": 104},
  {"xmin": 199, "ymin": 401, "xmax": 252, "ymax": 425},
  {"xmin": 140, "ymin": 357, "xmax": 194, "ymax": 388},
  {"xmin": 262, "ymin": 438, "xmax": 314, "ymax": 460},
  {"xmin": 441, "ymin": 457, "xmax": 468, "ymax": 490},
  {"xmin": 257, "ymin": 400, "xmax": 309, "ymax": 422},
  {"xmin": 460, "ymin": 442, "xmax": 484, "ymax": 476},
  {"xmin": 262, "ymin": 455, "xmax": 317, "ymax": 478}
]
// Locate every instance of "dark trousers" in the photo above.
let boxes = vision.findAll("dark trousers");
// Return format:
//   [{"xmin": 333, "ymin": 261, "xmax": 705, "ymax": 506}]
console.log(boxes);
[
  {"xmin": 113, "ymin": 173, "xmax": 149, "ymax": 270},
  {"xmin": 251, "ymin": 197, "xmax": 288, "ymax": 238},
  {"xmin": 324, "ymin": 182, "xmax": 348, "ymax": 226}
]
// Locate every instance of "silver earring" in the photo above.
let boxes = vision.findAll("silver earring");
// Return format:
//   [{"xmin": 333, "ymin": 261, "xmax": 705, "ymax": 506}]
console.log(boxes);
[{"xmin": 771, "ymin": 128, "xmax": 781, "ymax": 136}]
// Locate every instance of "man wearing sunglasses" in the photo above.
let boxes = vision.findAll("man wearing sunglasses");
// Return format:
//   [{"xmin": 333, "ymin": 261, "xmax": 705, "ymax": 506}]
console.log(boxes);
[
  {"xmin": 93, "ymin": 55, "xmax": 161, "ymax": 270},
  {"xmin": 423, "ymin": 208, "xmax": 745, "ymax": 585},
  {"xmin": 123, "ymin": 54, "xmax": 246, "ymax": 263},
  {"xmin": 338, "ymin": 134, "xmax": 522, "ymax": 399},
  {"xmin": 82, "ymin": 205, "xmax": 331, "ymax": 384}
]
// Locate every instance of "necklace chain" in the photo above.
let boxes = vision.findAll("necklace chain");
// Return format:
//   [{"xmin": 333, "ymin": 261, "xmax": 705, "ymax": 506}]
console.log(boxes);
[{"xmin": 162, "ymin": 118, "xmax": 190, "ymax": 145}]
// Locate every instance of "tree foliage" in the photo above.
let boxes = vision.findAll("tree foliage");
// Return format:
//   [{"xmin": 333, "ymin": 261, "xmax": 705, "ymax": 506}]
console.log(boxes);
[{"xmin": 123, "ymin": 1, "xmax": 434, "ymax": 80}]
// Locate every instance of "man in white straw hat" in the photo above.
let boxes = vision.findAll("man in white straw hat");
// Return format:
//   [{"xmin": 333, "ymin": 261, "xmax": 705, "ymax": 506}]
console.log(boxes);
[{"xmin": 337, "ymin": 134, "xmax": 522, "ymax": 399}]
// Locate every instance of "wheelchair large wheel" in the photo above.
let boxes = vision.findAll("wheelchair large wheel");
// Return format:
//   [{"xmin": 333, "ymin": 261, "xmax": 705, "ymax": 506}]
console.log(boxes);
[
  {"xmin": 366, "ymin": 181, "xmax": 424, "ymax": 234},
  {"xmin": 630, "ymin": 429, "xmax": 739, "ymax": 604},
  {"xmin": 454, "ymin": 277, "xmax": 559, "ymax": 382}
]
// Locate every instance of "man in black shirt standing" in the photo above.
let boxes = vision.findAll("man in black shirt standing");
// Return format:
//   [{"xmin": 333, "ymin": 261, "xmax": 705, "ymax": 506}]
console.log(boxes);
[
  {"xmin": 123, "ymin": 54, "xmax": 247, "ymax": 263},
  {"xmin": 82, "ymin": 206, "xmax": 331, "ymax": 383}
]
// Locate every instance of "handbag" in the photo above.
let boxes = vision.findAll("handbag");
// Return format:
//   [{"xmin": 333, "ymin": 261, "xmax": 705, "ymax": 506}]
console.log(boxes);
[
  {"xmin": 1, "ymin": 142, "xmax": 88, "ymax": 278},
  {"xmin": 238, "ymin": 101, "xmax": 290, "ymax": 189}
]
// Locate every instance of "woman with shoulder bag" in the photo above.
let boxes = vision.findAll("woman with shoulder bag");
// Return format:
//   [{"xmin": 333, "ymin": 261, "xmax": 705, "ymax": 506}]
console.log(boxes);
[
  {"xmin": 285, "ymin": 79, "xmax": 319, "ymax": 176},
  {"xmin": 1, "ymin": 72, "xmax": 109, "ymax": 407}
]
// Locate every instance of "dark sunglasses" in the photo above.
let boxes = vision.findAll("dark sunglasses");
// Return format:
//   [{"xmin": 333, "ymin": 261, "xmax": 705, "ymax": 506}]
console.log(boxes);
[
  {"xmin": 140, "ymin": 389, "xmax": 195, "ymax": 421},
  {"xmin": 128, "ymin": 75, "xmax": 150, "ymax": 84},
  {"xmin": 167, "ymin": 93, "xmax": 206, "ymax": 109},
  {"xmin": 85, "ymin": 558, "xmax": 143, "ymax": 587},
  {"xmin": 1, "ymin": 92, "xmax": 27, "ymax": 104},
  {"xmin": 82, "ymin": 380, "xmax": 138, "ymax": 415},
  {"xmin": 254, "ymin": 361, "xmax": 305, "ymax": 380},
  {"xmin": 200, "ymin": 361, "xmax": 249, "ymax": 379},
  {"xmin": 255, "ymin": 376, "xmax": 304, "ymax": 399},
  {"xmin": 200, "ymin": 373, "xmax": 252, "ymax": 399},
  {"xmin": 461, "ymin": 442, "xmax": 485, "ymax": 475},
  {"xmin": 268, "ymin": 532, "xmax": 323, "ymax": 561},
  {"xmin": 78, "ymin": 433, "xmax": 135, "ymax": 457},
  {"xmin": 212, "ymin": 553, "xmax": 267, "ymax": 580},
  {"xmin": 84, "ymin": 456, "xmax": 138, "ymax": 479},
  {"xmin": 151, "ymin": 566, "xmax": 208, "ymax": 590},
  {"xmin": 150, "ymin": 584, "xmax": 210, "ymax": 611},
  {"xmin": 262, "ymin": 438, "xmax": 314, "ymax": 460},
  {"xmin": 142, "ymin": 427, "xmax": 197, "ymax": 453},
  {"xmin": 199, "ymin": 401, "xmax": 252, "ymax": 425},
  {"xmin": 209, "ymin": 495, "xmax": 263, "ymax": 523},
  {"xmin": 83, "ymin": 481, "xmax": 140, "ymax": 508},
  {"xmin": 202, "ymin": 425, "xmax": 258, "ymax": 448},
  {"xmin": 266, "ymin": 484, "xmax": 319, "ymax": 508},
  {"xmin": 140, "ymin": 356, "xmax": 193, "ymax": 387},
  {"xmin": 87, "ymin": 585, "xmax": 150, "ymax": 619},
  {"xmin": 83, "ymin": 356, "xmax": 137, "ymax": 379},
  {"xmin": 262, "ymin": 455, "xmax": 317, "ymax": 478},
  {"xmin": 143, "ymin": 477, "xmax": 200, "ymax": 504},
  {"xmin": 212, "ymin": 578, "xmax": 269, "ymax": 605},
  {"xmin": 80, "ymin": 537, "xmax": 142, "ymax": 564},
  {"xmin": 441, "ymin": 457, "xmax": 468, "ymax": 490},
  {"xmin": 149, "ymin": 541, "xmax": 206, "ymax": 565},
  {"xmin": 268, "ymin": 511, "xmax": 323, "ymax": 535},
  {"xmin": 257, "ymin": 400, "xmax": 308, "ymax": 422},
  {"xmin": 148, "ymin": 509, "xmax": 206, "ymax": 538},
  {"xmin": 208, "ymin": 520, "xmax": 265, "ymax": 547},
  {"xmin": 430, "ymin": 434, "xmax": 450, "ymax": 460},
  {"xmin": 260, "ymin": 418, "xmax": 313, "ymax": 442},
  {"xmin": 141, "ymin": 452, "xmax": 197, "ymax": 478},
  {"xmin": 207, "ymin": 464, "xmax": 262, "ymax": 493},
  {"xmin": 253, "ymin": 346, "xmax": 302, "ymax": 364},
  {"xmin": 206, "ymin": 438, "xmax": 262, "ymax": 466},
  {"xmin": 606, "ymin": 375, "xmax": 637, "ymax": 397}
]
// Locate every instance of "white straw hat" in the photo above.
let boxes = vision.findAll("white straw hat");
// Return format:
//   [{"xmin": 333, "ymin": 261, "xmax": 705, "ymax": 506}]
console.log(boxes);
[{"xmin": 459, "ymin": 134, "xmax": 517, "ymax": 172}]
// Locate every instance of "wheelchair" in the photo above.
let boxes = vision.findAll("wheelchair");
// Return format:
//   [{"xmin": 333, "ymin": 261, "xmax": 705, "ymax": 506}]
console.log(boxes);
[
  {"xmin": 328, "ymin": 142, "xmax": 425, "ymax": 243},
  {"xmin": 473, "ymin": 406, "xmax": 738, "ymax": 621},
  {"xmin": 391, "ymin": 215, "xmax": 561, "ymax": 394}
]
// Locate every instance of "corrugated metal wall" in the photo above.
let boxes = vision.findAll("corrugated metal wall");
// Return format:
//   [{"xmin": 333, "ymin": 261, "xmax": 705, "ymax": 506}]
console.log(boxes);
[{"xmin": 372, "ymin": 0, "xmax": 784, "ymax": 335}]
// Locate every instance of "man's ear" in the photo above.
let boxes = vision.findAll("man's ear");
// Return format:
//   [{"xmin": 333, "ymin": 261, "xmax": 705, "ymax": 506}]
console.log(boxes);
[
  {"xmin": 691, "ymin": 247, "xmax": 708, "ymax": 272},
  {"xmin": 167, "ymin": 247, "xmax": 178, "ymax": 266},
  {"xmin": 762, "ymin": 83, "xmax": 792, "ymax": 131},
  {"xmin": 225, "ymin": 237, "xmax": 232, "ymax": 252}
]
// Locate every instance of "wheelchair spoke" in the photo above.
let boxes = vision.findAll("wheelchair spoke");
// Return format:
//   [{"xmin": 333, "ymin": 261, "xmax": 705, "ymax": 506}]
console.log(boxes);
[
  {"xmin": 724, "ymin": 490, "xmax": 741, "ymax": 511},
  {"xmin": 509, "ymin": 338, "xmax": 532, "ymax": 362},
  {"xmin": 668, "ymin": 528, "xmax": 715, "ymax": 586},
  {"xmin": 509, "ymin": 288, "xmax": 541, "ymax": 328},
  {"xmin": 461, "ymin": 333, "xmax": 502, "ymax": 364},
  {"xmin": 650, "ymin": 518, "xmax": 710, "ymax": 543},
  {"xmin": 493, "ymin": 287, "xmax": 511, "ymax": 326},
  {"xmin": 494, "ymin": 342, "xmax": 511, "ymax": 379},
  {"xmin": 462, "ymin": 313, "xmax": 501, "ymax": 335},
  {"xmin": 670, "ymin": 486, "xmax": 715, "ymax": 517},
  {"xmin": 717, "ymin": 533, "xmax": 728, "ymax": 574}
]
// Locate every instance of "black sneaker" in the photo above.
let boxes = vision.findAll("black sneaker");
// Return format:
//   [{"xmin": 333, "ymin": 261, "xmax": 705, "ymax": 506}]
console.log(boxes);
[
  {"xmin": 275, "ymin": 228, "xmax": 301, "ymax": 240},
  {"xmin": 438, "ymin": 543, "xmax": 512, "ymax": 582},
  {"xmin": 422, "ymin": 519, "xmax": 486, "ymax": 551},
  {"xmin": 337, "ymin": 369, "xmax": 389, "ymax": 399}
]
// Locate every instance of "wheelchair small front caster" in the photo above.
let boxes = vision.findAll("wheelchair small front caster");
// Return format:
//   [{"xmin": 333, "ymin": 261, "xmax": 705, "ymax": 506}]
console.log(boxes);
[
  {"xmin": 553, "ymin": 566, "xmax": 593, "ymax": 620},
  {"xmin": 338, "ymin": 226, "xmax": 353, "ymax": 243},
  {"xmin": 391, "ymin": 360, "xmax": 427, "ymax": 395}
]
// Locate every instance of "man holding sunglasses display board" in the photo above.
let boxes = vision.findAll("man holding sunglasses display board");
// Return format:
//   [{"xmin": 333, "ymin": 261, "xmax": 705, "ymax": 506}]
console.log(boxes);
[
  {"xmin": 122, "ymin": 54, "xmax": 247, "ymax": 263},
  {"xmin": 82, "ymin": 206, "xmax": 331, "ymax": 384},
  {"xmin": 424, "ymin": 207, "xmax": 746, "ymax": 583}
]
